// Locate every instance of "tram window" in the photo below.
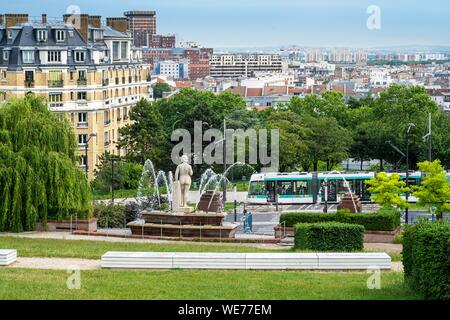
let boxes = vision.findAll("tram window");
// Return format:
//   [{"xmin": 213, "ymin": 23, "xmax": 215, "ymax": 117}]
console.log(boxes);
[
  {"xmin": 294, "ymin": 181, "xmax": 308, "ymax": 195},
  {"xmin": 249, "ymin": 181, "xmax": 265, "ymax": 195},
  {"xmin": 280, "ymin": 181, "xmax": 294, "ymax": 195}
]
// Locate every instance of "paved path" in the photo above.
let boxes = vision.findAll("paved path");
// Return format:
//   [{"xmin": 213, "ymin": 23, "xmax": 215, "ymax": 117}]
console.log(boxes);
[{"xmin": 6, "ymin": 257, "xmax": 101, "ymax": 270}]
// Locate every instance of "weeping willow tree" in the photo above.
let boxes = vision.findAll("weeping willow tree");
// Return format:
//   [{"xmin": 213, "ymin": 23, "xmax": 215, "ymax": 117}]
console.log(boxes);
[{"xmin": 0, "ymin": 96, "xmax": 92, "ymax": 232}]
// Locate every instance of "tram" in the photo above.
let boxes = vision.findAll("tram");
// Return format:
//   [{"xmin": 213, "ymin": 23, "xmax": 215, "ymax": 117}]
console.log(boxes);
[{"xmin": 246, "ymin": 171, "xmax": 449, "ymax": 205}]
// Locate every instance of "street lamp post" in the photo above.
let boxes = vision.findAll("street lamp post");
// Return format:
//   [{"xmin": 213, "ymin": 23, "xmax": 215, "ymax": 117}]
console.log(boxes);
[
  {"xmin": 405, "ymin": 123, "xmax": 415, "ymax": 225},
  {"xmin": 84, "ymin": 133, "xmax": 97, "ymax": 177},
  {"xmin": 223, "ymin": 118, "xmax": 227, "ymax": 202}
]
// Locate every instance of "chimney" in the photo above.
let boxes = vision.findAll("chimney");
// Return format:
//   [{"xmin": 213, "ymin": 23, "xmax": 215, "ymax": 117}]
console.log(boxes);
[
  {"xmin": 88, "ymin": 15, "xmax": 101, "ymax": 28},
  {"xmin": 41, "ymin": 14, "xmax": 47, "ymax": 24},
  {"xmin": 106, "ymin": 17, "xmax": 129, "ymax": 33},
  {"xmin": 63, "ymin": 13, "xmax": 89, "ymax": 41},
  {"xmin": 4, "ymin": 13, "xmax": 28, "ymax": 28}
]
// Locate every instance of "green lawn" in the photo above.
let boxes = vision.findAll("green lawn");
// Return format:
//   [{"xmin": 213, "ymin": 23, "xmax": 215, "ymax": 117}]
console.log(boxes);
[
  {"xmin": 0, "ymin": 236, "xmax": 402, "ymax": 261},
  {"xmin": 0, "ymin": 268, "xmax": 420, "ymax": 300},
  {"xmin": 0, "ymin": 237, "xmax": 283, "ymax": 259}
]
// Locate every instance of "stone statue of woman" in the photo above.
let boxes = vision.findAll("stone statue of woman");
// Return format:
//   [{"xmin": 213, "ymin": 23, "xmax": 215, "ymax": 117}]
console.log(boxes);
[{"xmin": 173, "ymin": 155, "xmax": 193, "ymax": 210}]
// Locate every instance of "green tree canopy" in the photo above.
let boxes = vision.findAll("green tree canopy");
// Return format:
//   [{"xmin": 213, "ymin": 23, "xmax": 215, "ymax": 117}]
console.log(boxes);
[
  {"xmin": 414, "ymin": 160, "xmax": 450, "ymax": 217},
  {"xmin": 0, "ymin": 96, "xmax": 92, "ymax": 232},
  {"xmin": 152, "ymin": 82, "xmax": 172, "ymax": 99},
  {"xmin": 365, "ymin": 172, "xmax": 409, "ymax": 209}
]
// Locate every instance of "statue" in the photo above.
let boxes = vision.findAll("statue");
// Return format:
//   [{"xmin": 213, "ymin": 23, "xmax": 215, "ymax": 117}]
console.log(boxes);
[{"xmin": 173, "ymin": 155, "xmax": 193, "ymax": 211}]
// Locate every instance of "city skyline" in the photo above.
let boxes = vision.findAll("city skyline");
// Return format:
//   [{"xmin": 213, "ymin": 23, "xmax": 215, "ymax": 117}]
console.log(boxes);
[{"xmin": 2, "ymin": 0, "xmax": 449, "ymax": 48}]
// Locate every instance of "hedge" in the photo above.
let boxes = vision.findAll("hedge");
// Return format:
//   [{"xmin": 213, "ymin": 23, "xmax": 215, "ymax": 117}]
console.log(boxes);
[
  {"xmin": 403, "ymin": 221, "xmax": 450, "ymax": 300},
  {"xmin": 93, "ymin": 204, "xmax": 127, "ymax": 228},
  {"xmin": 281, "ymin": 207, "xmax": 401, "ymax": 231},
  {"xmin": 294, "ymin": 222, "xmax": 364, "ymax": 252}
]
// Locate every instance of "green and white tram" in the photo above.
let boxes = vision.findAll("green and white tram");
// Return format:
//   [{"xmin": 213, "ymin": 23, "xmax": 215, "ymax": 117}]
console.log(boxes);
[{"xmin": 246, "ymin": 171, "xmax": 433, "ymax": 205}]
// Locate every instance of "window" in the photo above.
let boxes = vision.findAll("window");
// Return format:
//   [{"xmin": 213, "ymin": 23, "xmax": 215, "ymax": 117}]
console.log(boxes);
[
  {"xmin": 22, "ymin": 51, "xmax": 34, "ymax": 63},
  {"xmin": 48, "ymin": 93, "xmax": 63, "ymax": 106},
  {"xmin": 37, "ymin": 30, "xmax": 47, "ymax": 42},
  {"xmin": 113, "ymin": 42, "xmax": 120, "ymax": 61},
  {"xmin": 48, "ymin": 51, "xmax": 61, "ymax": 63},
  {"xmin": 80, "ymin": 155, "xmax": 87, "ymax": 167},
  {"xmin": 1, "ymin": 70, "xmax": 6, "ymax": 80},
  {"xmin": 74, "ymin": 51, "xmax": 85, "ymax": 63},
  {"xmin": 77, "ymin": 92, "xmax": 87, "ymax": 101},
  {"xmin": 78, "ymin": 70, "xmax": 86, "ymax": 81},
  {"xmin": 48, "ymin": 70, "xmax": 63, "ymax": 87},
  {"xmin": 78, "ymin": 134, "xmax": 87, "ymax": 146},
  {"xmin": 3, "ymin": 51, "xmax": 9, "ymax": 61},
  {"xmin": 56, "ymin": 30, "xmax": 65, "ymax": 42},
  {"xmin": 248, "ymin": 181, "xmax": 265, "ymax": 196},
  {"xmin": 7, "ymin": 30, "xmax": 13, "ymax": 39},
  {"xmin": 121, "ymin": 42, "xmax": 128, "ymax": 60},
  {"xmin": 78, "ymin": 112, "xmax": 88, "ymax": 124}
]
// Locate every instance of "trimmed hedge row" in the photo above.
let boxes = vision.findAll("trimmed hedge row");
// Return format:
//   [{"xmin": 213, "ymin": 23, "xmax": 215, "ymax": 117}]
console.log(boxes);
[
  {"xmin": 281, "ymin": 207, "xmax": 401, "ymax": 231},
  {"xmin": 294, "ymin": 222, "xmax": 364, "ymax": 252},
  {"xmin": 403, "ymin": 221, "xmax": 450, "ymax": 300}
]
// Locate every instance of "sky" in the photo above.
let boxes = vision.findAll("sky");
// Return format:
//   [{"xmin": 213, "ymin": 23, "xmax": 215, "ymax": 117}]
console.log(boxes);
[{"xmin": 2, "ymin": 0, "xmax": 450, "ymax": 48}]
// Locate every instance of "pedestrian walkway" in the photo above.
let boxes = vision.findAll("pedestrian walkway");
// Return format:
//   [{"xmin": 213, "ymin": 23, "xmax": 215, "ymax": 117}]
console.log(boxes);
[{"xmin": 6, "ymin": 257, "xmax": 101, "ymax": 270}]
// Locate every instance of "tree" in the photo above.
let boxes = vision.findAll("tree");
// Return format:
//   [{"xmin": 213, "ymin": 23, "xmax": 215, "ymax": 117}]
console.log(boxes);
[
  {"xmin": 365, "ymin": 172, "xmax": 409, "ymax": 209},
  {"xmin": 301, "ymin": 115, "xmax": 353, "ymax": 171},
  {"xmin": 414, "ymin": 160, "xmax": 450, "ymax": 219},
  {"xmin": 369, "ymin": 84, "xmax": 441, "ymax": 168},
  {"xmin": 91, "ymin": 153, "xmax": 143, "ymax": 193},
  {"xmin": 152, "ymin": 82, "xmax": 172, "ymax": 99},
  {"xmin": 118, "ymin": 98, "xmax": 169, "ymax": 168},
  {"xmin": 265, "ymin": 111, "xmax": 309, "ymax": 172},
  {"xmin": 0, "ymin": 96, "xmax": 92, "ymax": 232}
]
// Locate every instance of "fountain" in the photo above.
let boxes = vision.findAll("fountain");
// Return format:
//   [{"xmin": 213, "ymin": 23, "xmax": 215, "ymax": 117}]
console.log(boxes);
[
  {"xmin": 325, "ymin": 171, "xmax": 361, "ymax": 213},
  {"xmin": 127, "ymin": 156, "xmax": 241, "ymax": 239}
]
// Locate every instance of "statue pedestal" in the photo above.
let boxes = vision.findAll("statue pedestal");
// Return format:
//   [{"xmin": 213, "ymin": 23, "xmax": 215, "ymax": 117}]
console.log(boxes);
[{"xmin": 337, "ymin": 192, "xmax": 362, "ymax": 213}]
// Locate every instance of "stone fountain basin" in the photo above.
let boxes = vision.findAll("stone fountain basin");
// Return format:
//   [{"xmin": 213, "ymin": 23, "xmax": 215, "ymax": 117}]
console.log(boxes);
[{"xmin": 139, "ymin": 210, "xmax": 226, "ymax": 226}]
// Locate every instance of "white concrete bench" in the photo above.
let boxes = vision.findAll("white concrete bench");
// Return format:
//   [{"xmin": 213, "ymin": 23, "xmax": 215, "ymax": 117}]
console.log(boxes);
[
  {"xmin": 0, "ymin": 249, "xmax": 17, "ymax": 266},
  {"xmin": 101, "ymin": 252, "xmax": 391, "ymax": 270}
]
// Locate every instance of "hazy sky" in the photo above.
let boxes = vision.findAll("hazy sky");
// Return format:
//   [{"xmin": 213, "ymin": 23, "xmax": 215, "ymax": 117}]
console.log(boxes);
[{"xmin": 3, "ymin": 0, "xmax": 450, "ymax": 48}]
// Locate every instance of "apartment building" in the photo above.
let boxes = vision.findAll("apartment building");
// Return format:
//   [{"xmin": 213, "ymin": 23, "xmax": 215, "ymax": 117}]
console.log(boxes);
[
  {"xmin": 124, "ymin": 10, "xmax": 157, "ymax": 47},
  {"xmin": 0, "ymin": 13, "xmax": 152, "ymax": 180},
  {"xmin": 210, "ymin": 53, "xmax": 282, "ymax": 78}
]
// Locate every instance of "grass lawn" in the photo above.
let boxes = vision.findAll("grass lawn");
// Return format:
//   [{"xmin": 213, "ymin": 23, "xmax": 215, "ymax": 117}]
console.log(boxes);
[
  {"xmin": 0, "ymin": 268, "xmax": 420, "ymax": 300},
  {"xmin": 0, "ymin": 237, "xmax": 284, "ymax": 259},
  {"xmin": 0, "ymin": 236, "xmax": 402, "ymax": 261}
]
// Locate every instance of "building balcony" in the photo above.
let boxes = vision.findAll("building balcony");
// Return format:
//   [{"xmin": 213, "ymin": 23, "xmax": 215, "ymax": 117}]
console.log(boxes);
[
  {"xmin": 104, "ymin": 140, "xmax": 111, "ymax": 147},
  {"xmin": 24, "ymin": 80, "xmax": 35, "ymax": 88},
  {"xmin": 77, "ymin": 122, "xmax": 88, "ymax": 128},
  {"xmin": 48, "ymin": 80, "xmax": 64, "ymax": 88},
  {"xmin": 104, "ymin": 120, "xmax": 111, "ymax": 126},
  {"xmin": 102, "ymin": 79, "xmax": 109, "ymax": 86},
  {"xmin": 77, "ymin": 79, "xmax": 87, "ymax": 86},
  {"xmin": 123, "ymin": 115, "xmax": 129, "ymax": 121},
  {"xmin": 117, "ymin": 117, "xmax": 122, "ymax": 121}
]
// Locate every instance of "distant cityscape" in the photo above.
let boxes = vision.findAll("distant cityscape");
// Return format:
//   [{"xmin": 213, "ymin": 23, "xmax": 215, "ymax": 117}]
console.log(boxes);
[{"xmin": 1, "ymin": 9, "xmax": 449, "ymax": 176}]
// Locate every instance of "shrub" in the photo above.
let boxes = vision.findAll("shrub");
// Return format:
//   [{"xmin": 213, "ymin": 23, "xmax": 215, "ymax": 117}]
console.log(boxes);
[
  {"xmin": 280, "ymin": 207, "xmax": 401, "ymax": 231},
  {"xmin": 403, "ymin": 221, "xmax": 450, "ymax": 300},
  {"xmin": 294, "ymin": 222, "xmax": 364, "ymax": 252},
  {"xmin": 93, "ymin": 204, "xmax": 126, "ymax": 228}
]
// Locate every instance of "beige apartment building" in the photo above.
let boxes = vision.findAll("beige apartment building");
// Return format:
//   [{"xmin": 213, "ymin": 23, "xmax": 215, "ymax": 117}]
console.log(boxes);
[{"xmin": 0, "ymin": 13, "xmax": 152, "ymax": 180}]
